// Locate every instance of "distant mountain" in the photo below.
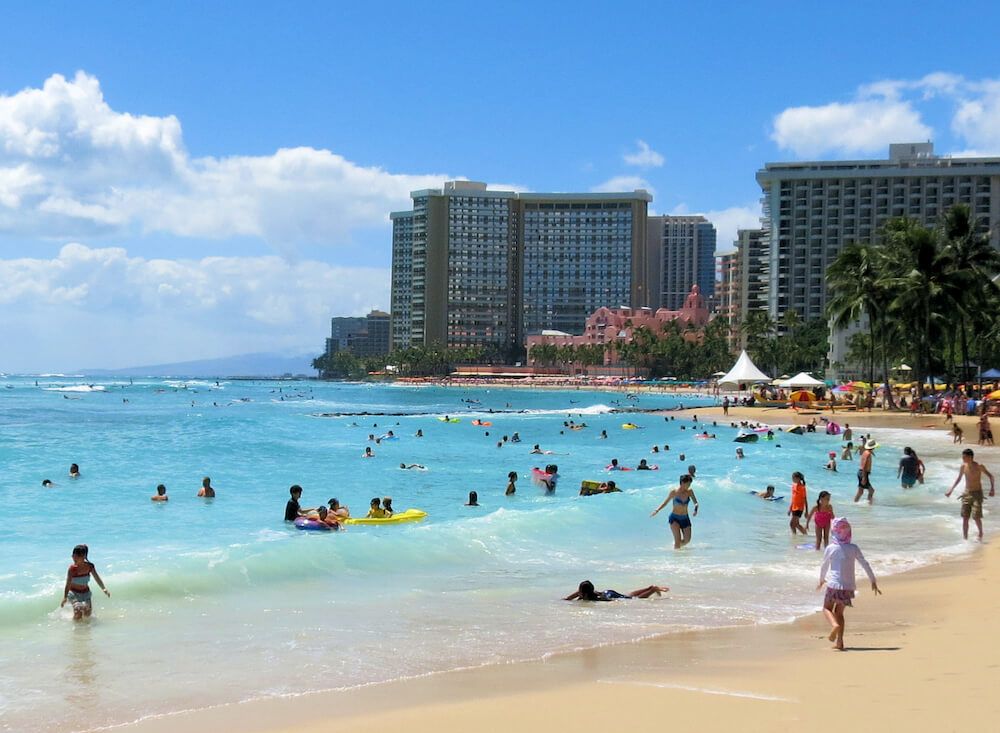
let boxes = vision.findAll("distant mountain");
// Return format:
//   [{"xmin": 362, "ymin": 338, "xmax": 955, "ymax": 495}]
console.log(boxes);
[{"xmin": 80, "ymin": 352, "xmax": 316, "ymax": 378}]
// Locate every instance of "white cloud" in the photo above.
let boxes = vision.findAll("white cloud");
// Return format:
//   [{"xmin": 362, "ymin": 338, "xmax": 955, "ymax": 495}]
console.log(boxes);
[
  {"xmin": 772, "ymin": 98, "xmax": 931, "ymax": 158},
  {"xmin": 623, "ymin": 140, "xmax": 664, "ymax": 168},
  {"xmin": 590, "ymin": 175, "xmax": 654, "ymax": 195},
  {"xmin": 772, "ymin": 73, "xmax": 1000, "ymax": 158},
  {"xmin": 951, "ymin": 79, "xmax": 1000, "ymax": 154},
  {"xmin": 0, "ymin": 72, "xmax": 452, "ymax": 247},
  {"xmin": 0, "ymin": 243, "xmax": 388, "ymax": 371},
  {"xmin": 703, "ymin": 204, "xmax": 762, "ymax": 252}
]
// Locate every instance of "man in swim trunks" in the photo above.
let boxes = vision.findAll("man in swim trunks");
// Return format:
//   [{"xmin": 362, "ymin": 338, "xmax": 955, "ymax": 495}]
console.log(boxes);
[
  {"xmin": 855, "ymin": 439, "xmax": 876, "ymax": 504},
  {"xmin": 946, "ymin": 448, "xmax": 995, "ymax": 541}
]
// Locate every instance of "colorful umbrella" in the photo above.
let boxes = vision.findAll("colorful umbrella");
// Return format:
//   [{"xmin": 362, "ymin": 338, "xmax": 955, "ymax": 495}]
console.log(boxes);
[{"xmin": 788, "ymin": 390, "xmax": 817, "ymax": 402}]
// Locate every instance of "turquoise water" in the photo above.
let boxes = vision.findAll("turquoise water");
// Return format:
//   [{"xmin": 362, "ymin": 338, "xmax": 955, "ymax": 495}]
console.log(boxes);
[{"xmin": 0, "ymin": 378, "xmax": 972, "ymax": 732}]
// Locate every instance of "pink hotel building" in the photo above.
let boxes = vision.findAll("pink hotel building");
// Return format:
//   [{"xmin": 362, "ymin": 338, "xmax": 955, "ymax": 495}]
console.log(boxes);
[{"xmin": 526, "ymin": 284, "xmax": 711, "ymax": 366}]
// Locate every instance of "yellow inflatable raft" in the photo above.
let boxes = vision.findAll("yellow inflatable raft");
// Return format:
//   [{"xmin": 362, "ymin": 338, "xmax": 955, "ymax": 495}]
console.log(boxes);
[{"xmin": 342, "ymin": 508, "xmax": 428, "ymax": 525}]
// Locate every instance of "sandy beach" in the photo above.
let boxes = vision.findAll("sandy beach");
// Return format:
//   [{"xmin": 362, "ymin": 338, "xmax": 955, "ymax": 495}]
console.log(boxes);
[{"xmin": 124, "ymin": 437, "xmax": 1000, "ymax": 733}]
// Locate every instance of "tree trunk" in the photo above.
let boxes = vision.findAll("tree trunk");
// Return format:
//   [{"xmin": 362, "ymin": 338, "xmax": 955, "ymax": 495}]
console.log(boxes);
[
  {"xmin": 959, "ymin": 320, "xmax": 971, "ymax": 388},
  {"xmin": 868, "ymin": 319, "xmax": 876, "ymax": 390},
  {"xmin": 881, "ymin": 335, "xmax": 896, "ymax": 409}
]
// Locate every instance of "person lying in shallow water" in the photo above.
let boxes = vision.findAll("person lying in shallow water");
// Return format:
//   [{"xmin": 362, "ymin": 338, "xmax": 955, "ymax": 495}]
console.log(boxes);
[{"xmin": 564, "ymin": 580, "xmax": 669, "ymax": 601}]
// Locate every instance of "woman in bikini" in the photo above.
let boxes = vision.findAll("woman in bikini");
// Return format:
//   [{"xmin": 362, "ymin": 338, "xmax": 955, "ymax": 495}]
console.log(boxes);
[{"xmin": 650, "ymin": 474, "xmax": 699, "ymax": 549}]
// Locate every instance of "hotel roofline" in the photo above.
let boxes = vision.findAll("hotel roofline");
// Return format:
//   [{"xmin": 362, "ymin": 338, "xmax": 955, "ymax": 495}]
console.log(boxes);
[
  {"xmin": 391, "ymin": 182, "xmax": 651, "ymax": 217},
  {"xmin": 758, "ymin": 153, "xmax": 1000, "ymax": 183}
]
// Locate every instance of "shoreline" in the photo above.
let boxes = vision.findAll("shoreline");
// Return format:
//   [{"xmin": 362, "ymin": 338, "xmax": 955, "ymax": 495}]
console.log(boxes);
[{"xmin": 122, "ymin": 533, "xmax": 997, "ymax": 733}]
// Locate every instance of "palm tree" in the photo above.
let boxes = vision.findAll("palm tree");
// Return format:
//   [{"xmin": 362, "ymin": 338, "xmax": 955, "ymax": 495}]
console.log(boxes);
[
  {"xmin": 881, "ymin": 219, "xmax": 961, "ymax": 398},
  {"xmin": 826, "ymin": 241, "xmax": 889, "ymax": 392},
  {"xmin": 942, "ymin": 204, "xmax": 1000, "ymax": 385},
  {"xmin": 741, "ymin": 310, "xmax": 777, "ymax": 376}
]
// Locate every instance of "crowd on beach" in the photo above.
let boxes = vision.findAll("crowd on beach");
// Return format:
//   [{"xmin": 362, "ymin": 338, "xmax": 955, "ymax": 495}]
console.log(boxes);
[{"xmin": 52, "ymin": 397, "xmax": 995, "ymax": 652}]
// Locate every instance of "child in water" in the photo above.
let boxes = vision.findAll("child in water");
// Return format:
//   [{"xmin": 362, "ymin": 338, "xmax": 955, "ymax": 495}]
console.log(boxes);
[
  {"xmin": 382, "ymin": 497, "xmax": 394, "ymax": 516},
  {"xmin": 563, "ymin": 580, "xmax": 669, "ymax": 601},
  {"xmin": 825, "ymin": 451, "xmax": 838, "ymax": 471},
  {"xmin": 366, "ymin": 498, "xmax": 386, "ymax": 518},
  {"xmin": 818, "ymin": 518, "xmax": 880, "ymax": 650},
  {"xmin": 505, "ymin": 471, "xmax": 517, "ymax": 495},
  {"xmin": 806, "ymin": 490, "xmax": 834, "ymax": 550},
  {"xmin": 788, "ymin": 471, "xmax": 808, "ymax": 535},
  {"xmin": 61, "ymin": 544, "xmax": 110, "ymax": 620}
]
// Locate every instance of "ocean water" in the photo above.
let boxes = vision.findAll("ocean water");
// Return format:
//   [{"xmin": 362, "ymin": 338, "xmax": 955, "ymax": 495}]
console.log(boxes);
[{"xmin": 0, "ymin": 377, "xmax": 974, "ymax": 732}]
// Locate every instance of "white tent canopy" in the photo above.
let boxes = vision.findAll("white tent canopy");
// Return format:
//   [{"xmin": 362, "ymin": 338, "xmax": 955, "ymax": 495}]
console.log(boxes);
[
  {"xmin": 778, "ymin": 371, "xmax": 824, "ymax": 388},
  {"xmin": 718, "ymin": 351, "xmax": 771, "ymax": 385}
]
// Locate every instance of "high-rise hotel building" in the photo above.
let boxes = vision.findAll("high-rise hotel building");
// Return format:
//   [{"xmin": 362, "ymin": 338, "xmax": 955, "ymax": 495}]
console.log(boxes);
[
  {"xmin": 756, "ymin": 142, "xmax": 1000, "ymax": 325},
  {"xmin": 645, "ymin": 215, "xmax": 717, "ymax": 310},
  {"xmin": 390, "ymin": 181, "xmax": 651, "ymax": 352},
  {"xmin": 757, "ymin": 143, "xmax": 1000, "ymax": 375}
]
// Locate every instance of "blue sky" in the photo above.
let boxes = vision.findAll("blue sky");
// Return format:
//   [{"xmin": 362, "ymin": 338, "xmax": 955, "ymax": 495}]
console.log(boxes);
[{"xmin": 2, "ymin": 1, "xmax": 1000, "ymax": 371}]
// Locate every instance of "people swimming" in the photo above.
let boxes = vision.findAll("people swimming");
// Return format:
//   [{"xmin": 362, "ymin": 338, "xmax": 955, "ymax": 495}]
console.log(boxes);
[
  {"xmin": 69, "ymin": 463, "xmax": 80, "ymax": 479},
  {"xmin": 757, "ymin": 485, "xmax": 776, "ymax": 499},
  {"xmin": 736, "ymin": 447, "xmax": 745, "ymax": 459},
  {"xmin": 61, "ymin": 544, "xmax": 110, "ymax": 621},
  {"xmin": 327, "ymin": 498, "xmax": 350, "ymax": 520},
  {"xmin": 636, "ymin": 459, "xmax": 655, "ymax": 470},
  {"xmin": 563, "ymin": 580, "xmax": 668, "ymax": 601},
  {"xmin": 399, "ymin": 463, "xmax": 426, "ymax": 470},
  {"xmin": 466, "ymin": 491, "xmax": 479, "ymax": 506},
  {"xmin": 650, "ymin": 474, "xmax": 699, "ymax": 550},
  {"xmin": 825, "ymin": 451, "xmax": 838, "ymax": 471},
  {"xmin": 42, "ymin": 479, "xmax": 54, "ymax": 487},
  {"xmin": 505, "ymin": 471, "xmax": 517, "ymax": 495},
  {"xmin": 607, "ymin": 458, "xmax": 624, "ymax": 471},
  {"xmin": 382, "ymin": 497, "xmax": 394, "ymax": 516},
  {"xmin": 363, "ymin": 446, "xmax": 375, "ymax": 458},
  {"xmin": 198, "ymin": 476, "xmax": 216, "ymax": 498},
  {"xmin": 152, "ymin": 484, "xmax": 168, "ymax": 502},
  {"xmin": 285, "ymin": 485, "xmax": 311, "ymax": 520},
  {"xmin": 366, "ymin": 498, "xmax": 386, "ymax": 518}
]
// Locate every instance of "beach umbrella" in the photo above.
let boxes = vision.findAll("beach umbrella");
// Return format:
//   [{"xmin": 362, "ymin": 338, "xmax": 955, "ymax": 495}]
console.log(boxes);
[
  {"xmin": 788, "ymin": 390, "xmax": 816, "ymax": 402},
  {"xmin": 987, "ymin": 389, "xmax": 1000, "ymax": 400}
]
